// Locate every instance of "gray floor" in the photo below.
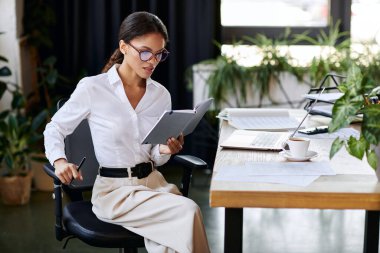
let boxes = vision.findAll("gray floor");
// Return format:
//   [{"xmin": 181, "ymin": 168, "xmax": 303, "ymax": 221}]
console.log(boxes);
[{"xmin": 0, "ymin": 166, "xmax": 371, "ymax": 253}]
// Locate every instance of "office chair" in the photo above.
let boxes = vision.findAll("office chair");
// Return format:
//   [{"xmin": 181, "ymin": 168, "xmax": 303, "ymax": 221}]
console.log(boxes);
[{"xmin": 43, "ymin": 98, "xmax": 208, "ymax": 253}]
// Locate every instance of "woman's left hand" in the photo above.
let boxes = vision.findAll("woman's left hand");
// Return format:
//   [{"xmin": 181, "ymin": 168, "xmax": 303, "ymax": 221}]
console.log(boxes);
[{"xmin": 159, "ymin": 134, "xmax": 184, "ymax": 155}]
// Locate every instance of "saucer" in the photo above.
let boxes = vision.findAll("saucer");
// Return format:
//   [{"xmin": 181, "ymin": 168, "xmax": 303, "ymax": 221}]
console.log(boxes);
[{"xmin": 279, "ymin": 150, "xmax": 318, "ymax": 162}]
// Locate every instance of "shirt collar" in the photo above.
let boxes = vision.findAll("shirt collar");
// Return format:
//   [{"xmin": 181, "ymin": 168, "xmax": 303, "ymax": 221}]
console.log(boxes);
[{"xmin": 107, "ymin": 64, "xmax": 159, "ymax": 88}]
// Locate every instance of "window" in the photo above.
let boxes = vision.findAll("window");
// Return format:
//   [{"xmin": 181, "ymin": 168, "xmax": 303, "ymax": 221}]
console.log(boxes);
[
  {"xmin": 221, "ymin": 0, "xmax": 350, "ymax": 43},
  {"xmin": 221, "ymin": 0, "xmax": 329, "ymax": 27},
  {"xmin": 220, "ymin": 1, "xmax": 380, "ymax": 67},
  {"xmin": 351, "ymin": 0, "xmax": 380, "ymax": 44}
]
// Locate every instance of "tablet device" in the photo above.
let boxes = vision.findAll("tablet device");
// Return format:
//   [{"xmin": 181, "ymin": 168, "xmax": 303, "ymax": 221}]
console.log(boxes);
[{"xmin": 141, "ymin": 98, "xmax": 213, "ymax": 145}]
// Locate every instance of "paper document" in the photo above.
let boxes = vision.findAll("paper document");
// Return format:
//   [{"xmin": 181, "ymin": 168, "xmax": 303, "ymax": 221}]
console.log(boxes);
[
  {"xmin": 213, "ymin": 165, "xmax": 320, "ymax": 187},
  {"xmin": 309, "ymin": 104, "xmax": 334, "ymax": 117},
  {"xmin": 221, "ymin": 108, "xmax": 301, "ymax": 130},
  {"xmin": 220, "ymin": 130, "xmax": 290, "ymax": 151},
  {"xmin": 309, "ymin": 104, "xmax": 363, "ymax": 122},
  {"xmin": 303, "ymin": 92, "xmax": 343, "ymax": 102},
  {"xmin": 244, "ymin": 161, "xmax": 335, "ymax": 176}
]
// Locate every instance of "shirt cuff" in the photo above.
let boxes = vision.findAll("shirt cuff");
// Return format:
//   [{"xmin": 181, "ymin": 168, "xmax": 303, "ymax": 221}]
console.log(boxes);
[
  {"xmin": 46, "ymin": 152, "xmax": 67, "ymax": 167},
  {"xmin": 151, "ymin": 144, "xmax": 171, "ymax": 166}
]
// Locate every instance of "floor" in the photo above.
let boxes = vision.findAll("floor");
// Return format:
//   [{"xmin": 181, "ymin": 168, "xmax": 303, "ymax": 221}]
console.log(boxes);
[{"xmin": 0, "ymin": 165, "xmax": 372, "ymax": 253}]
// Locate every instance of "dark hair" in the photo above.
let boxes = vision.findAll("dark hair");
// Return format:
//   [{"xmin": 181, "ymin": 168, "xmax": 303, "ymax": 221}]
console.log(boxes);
[{"xmin": 102, "ymin": 11, "xmax": 169, "ymax": 73}]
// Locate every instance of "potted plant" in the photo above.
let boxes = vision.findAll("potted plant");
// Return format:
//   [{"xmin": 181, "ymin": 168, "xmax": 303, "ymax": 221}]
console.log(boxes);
[
  {"xmin": 329, "ymin": 64, "xmax": 380, "ymax": 177},
  {"xmin": 0, "ymin": 54, "xmax": 47, "ymax": 205},
  {"xmin": 243, "ymin": 28, "xmax": 305, "ymax": 108},
  {"xmin": 293, "ymin": 20, "xmax": 351, "ymax": 87}
]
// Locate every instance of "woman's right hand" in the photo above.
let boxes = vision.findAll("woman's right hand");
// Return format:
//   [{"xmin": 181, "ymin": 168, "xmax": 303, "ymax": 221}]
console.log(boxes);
[{"xmin": 54, "ymin": 158, "xmax": 83, "ymax": 184}]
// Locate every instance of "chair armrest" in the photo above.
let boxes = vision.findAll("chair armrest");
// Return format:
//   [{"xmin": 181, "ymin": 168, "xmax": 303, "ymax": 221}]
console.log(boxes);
[
  {"xmin": 43, "ymin": 163, "xmax": 60, "ymax": 182},
  {"xmin": 43, "ymin": 163, "xmax": 68, "ymax": 241},
  {"xmin": 43, "ymin": 163, "xmax": 88, "ymax": 201},
  {"xmin": 173, "ymin": 155, "xmax": 208, "ymax": 197},
  {"xmin": 173, "ymin": 155, "xmax": 208, "ymax": 170}
]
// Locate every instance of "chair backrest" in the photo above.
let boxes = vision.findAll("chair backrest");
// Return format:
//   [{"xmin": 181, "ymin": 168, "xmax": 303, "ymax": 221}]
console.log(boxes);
[{"xmin": 57, "ymin": 99, "xmax": 99, "ymax": 189}]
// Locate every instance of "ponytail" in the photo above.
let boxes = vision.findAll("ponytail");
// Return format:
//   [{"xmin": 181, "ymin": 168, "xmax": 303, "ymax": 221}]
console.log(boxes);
[{"xmin": 102, "ymin": 49, "xmax": 124, "ymax": 73}]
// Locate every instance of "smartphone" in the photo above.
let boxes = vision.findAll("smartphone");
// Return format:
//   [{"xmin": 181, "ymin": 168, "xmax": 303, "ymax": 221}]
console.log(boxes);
[{"xmin": 298, "ymin": 126, "xmax": 328, "ymax": 135}]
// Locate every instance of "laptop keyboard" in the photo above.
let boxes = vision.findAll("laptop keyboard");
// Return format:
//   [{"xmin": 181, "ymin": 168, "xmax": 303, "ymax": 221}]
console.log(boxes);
[{"xmin": 250, "ymin": 132, "xmax": 282, "ymax": 147}]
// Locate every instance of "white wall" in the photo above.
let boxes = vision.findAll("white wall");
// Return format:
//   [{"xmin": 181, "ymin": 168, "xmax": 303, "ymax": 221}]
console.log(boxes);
[{"xmin": 0, "ymin": 0, "xmax": 23, "ymax": 110}]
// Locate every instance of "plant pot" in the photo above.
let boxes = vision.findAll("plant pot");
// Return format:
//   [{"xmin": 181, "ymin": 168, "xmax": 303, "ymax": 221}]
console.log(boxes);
[
  {"xmin": 31, "ymin": 153, "xmax": 53, "ymax": 191},
  {"xmin": 0, "ymin": 170, "xmax": 33, "ymax": 205}
]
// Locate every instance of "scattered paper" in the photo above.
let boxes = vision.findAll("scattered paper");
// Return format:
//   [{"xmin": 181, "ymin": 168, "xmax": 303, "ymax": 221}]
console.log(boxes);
[
  {"xmin": 214, "ymin": 162, "xmax": 335, "ymax": 187},
  {"xmin": 213, "ymin": 165, "xmax": 320, "ymax": 187},
  {"xmin": 303, "ymin": 93, "xmax": 343, "ymax": 102},
  {"xmin": 229, "ymin": 116, "xmax": 300, "ymax": 130},
  {"xmin": 218, "ymin": 108, "xmax": 301, "ymax": 130},
  {"xmin": 244, "ymin": 161, "xmax": 335, "ymax": 176}
]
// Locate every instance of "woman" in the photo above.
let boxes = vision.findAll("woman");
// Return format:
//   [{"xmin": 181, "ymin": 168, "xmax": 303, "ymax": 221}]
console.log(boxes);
[{"xmin": 44, "ymin": 11, "xmax": 210, "ymax": 253}]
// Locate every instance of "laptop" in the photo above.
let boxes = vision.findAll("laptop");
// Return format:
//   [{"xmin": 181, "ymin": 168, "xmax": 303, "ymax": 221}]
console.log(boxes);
[
  {"xmin": 220, "ymin": 130, "xmax": 290, "ymax": 151},
  {"xmin": 221, "ymin": 88, "xmax": 326, "ymax": 151}
]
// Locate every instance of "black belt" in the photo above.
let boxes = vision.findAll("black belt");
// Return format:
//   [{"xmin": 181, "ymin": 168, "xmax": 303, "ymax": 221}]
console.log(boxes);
[{"xmin": 99, "ymin": 162, "xmax": 154, "ymax": 179}]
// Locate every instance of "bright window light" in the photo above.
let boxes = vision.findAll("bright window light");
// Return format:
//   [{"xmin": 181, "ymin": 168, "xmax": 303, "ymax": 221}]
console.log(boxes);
[{"xmin": 221, "ymin": 0, "xmax": 329, "ymax": 27}]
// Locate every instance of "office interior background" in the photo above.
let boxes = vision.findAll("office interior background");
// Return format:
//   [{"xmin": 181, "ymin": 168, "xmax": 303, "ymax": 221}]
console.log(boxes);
[{"xmin": 1, "ymin": 0, "xmax": 380, "ymax": 252}]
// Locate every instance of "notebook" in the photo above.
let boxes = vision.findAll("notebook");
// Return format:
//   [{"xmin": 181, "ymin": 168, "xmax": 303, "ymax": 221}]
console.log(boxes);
[
  {"xmin": 141, "ymin": 98, "xmax": 213, "ymax": 144},
  {"xmin": 220, "ymin": 130, "xmax": 290, "ymax": 151}
]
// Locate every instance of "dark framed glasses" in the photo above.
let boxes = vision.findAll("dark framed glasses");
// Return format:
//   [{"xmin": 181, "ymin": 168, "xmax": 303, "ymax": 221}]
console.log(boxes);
[{"xmin": 128, "ymin": 43, "xmax": 169, "ymax": 62}]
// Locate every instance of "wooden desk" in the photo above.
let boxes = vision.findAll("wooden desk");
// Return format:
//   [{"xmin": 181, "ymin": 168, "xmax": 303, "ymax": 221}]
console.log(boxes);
[{"xmin": 209, "ymin": 111, "xmax": 380, "ymax": 253}]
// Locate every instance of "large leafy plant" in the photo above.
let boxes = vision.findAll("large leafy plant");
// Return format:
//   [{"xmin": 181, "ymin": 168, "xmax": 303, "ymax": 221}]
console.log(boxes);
[
  {"xmin": 0, "ymin": 51, "xmax": 47, "ymax": 177},
  {"xmin": 203, "ymin": 53, "xmax": 253, "ymax": 110},
  {"xmin": 329, "ymin": 64, "xmax": 380, "ymax": 170},
  {"xmin": 294, "ymin": 20, "xmax": 351, "ymax": 87},
  {"xmin": 244, "ymin": 29, "xmax": 305, "ymax": 107}
]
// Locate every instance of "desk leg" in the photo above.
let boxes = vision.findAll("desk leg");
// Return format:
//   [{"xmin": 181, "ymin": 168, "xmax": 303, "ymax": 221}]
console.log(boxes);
[
  {"xmin": 225, "ymin": 208, "xmax": 243, "ymax": 253},
  {"xmin": 364, "ymin": 210, "xmax": 380, "ymax": 253}
]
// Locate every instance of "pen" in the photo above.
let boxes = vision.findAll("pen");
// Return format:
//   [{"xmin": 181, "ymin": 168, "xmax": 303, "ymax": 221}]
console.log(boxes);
[
  {"xmin": 289, "ymin": 87, "xmax": 326, "ymax": 138},
  {"xmin": 71, "ymin": 156, "xmax": 86, "ymax": 183}
]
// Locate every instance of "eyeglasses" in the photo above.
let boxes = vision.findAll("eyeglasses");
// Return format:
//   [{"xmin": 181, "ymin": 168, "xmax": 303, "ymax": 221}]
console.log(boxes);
[{"xmin": 128, "ymin": 43, "xmax": 169, "ymax": 62}]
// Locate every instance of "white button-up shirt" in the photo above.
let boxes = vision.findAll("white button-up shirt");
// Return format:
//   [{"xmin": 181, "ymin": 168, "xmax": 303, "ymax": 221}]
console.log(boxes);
[{"xmin": 44, "ymin": 64, "xmax": 171, "ymax": 167}]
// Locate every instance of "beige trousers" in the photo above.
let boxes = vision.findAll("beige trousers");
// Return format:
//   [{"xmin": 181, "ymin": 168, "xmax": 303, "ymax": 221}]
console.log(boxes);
[{"xmin": 91, "ymin": 169, "xmax": 210, "ymax": 253}]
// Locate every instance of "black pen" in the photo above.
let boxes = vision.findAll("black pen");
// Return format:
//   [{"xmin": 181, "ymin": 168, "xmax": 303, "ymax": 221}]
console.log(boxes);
[{"xmin": 71, "ymin": 157, "xmax": 86, "ymax": 183}]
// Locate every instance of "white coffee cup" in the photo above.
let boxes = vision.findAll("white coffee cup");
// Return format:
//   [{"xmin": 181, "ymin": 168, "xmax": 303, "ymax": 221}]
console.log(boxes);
[{"xmin": 286, "ymin": 137, "xmax": 310, "ymax": 158}]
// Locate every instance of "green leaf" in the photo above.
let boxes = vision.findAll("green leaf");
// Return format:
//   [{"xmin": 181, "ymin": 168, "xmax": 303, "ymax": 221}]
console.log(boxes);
[
  {"xmin": 31, "ymin": 110, "xmax": 47, "ymax": 131},
  {"xmin": 8, "ymin": 114, "xmax": 18, "ymax": 130},
  {"xmin": 43, "ymin": 55, "xmax": 57, "ymax": 66},
  {"xmin": 11, "ymin": 92, "xmax": 25, "ymax": 110},
  {"xmin": 4, "ymin": 154, "xmax": 13, "ymax": 170},
  {"xmin": 346, "ymin": 136, "xmax": 367, "ymax": 160},
  {"xmin": 330, "ymin": 137, "xmax": 345, "ymax": 159},
  {"xmin": 329, "ymin": 93, "xmax": 363, "ymax": 132},
  {"xmin": 367, "ymin": 149, "xmax": 378, "ymax": 170},
  {"xmin": 0, "ymin": 55, "xmax": 9, "ymax": 62},
  {"xmin": 0, "ymin": 81, "xmax": 7, "ymax": 98},
  {"xmin": 0, "ymin": 110, "xmax": 9, "ymax": 120},
  {"xmin": 0, "ymin": 66, "xmax": 11, "ymax": 76},
  {"xmin": 46, "ymin": 69, "xmax": 58, "ymax": 86},
  {"xmin": 362, "ymin": 104, "xmax": 380, "ymax": 145}
]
